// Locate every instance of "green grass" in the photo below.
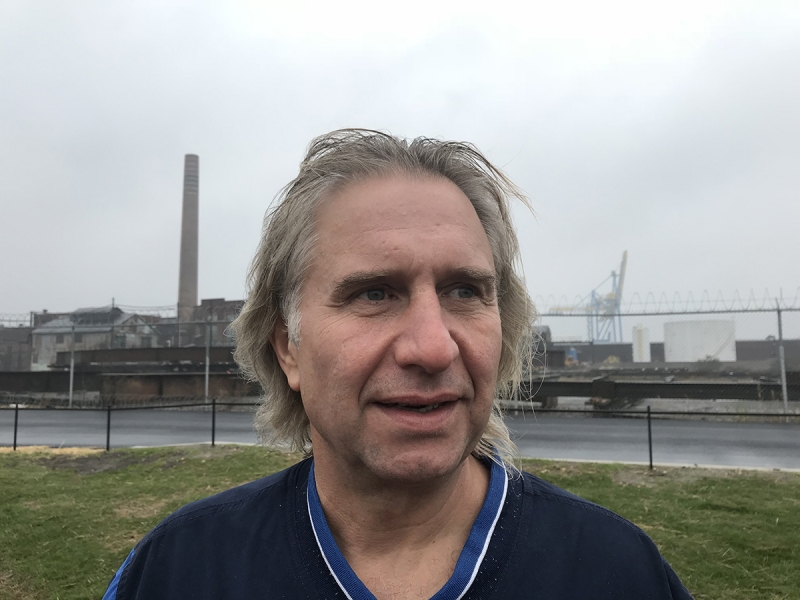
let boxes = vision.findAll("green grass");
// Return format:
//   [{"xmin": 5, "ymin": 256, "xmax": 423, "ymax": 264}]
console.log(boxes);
[{"xmin": 0, "ymin": 447, "xmax": 797, "ymax": 600}]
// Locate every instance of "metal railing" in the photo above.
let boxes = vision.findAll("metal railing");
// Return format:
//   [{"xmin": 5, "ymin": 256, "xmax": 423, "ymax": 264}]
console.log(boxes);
[
  {"xmin": 1, "ymin": 399, "xmax": 259, "ymax": 452},
  {"xmin": 3, "ymin": 402, "xmax": 799, "ymax": 471}
]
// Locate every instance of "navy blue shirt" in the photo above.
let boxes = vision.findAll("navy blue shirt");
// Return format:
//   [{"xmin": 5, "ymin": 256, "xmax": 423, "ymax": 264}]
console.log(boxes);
[{"xmin": 104, "ymin": 458, "xmax": 692, "ymax": 599}]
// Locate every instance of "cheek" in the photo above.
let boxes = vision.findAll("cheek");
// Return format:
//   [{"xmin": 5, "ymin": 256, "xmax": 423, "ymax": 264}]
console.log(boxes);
[
  {"xmin": 460, "ymin": 320, "xmax": 502, "ymax": 437},
  {"xmin": 297, "ymin": 318, "xmax": 388, "ymax": 401},
  {"xmin": 460, "ymin": 315, "xmax": 503, "ymax": 390}
]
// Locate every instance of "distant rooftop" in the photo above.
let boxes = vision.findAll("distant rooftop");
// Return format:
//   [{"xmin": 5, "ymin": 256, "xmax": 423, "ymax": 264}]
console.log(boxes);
[{"xmin": 32, "ymin": 306, "xmax": 135, "ymax": 334}]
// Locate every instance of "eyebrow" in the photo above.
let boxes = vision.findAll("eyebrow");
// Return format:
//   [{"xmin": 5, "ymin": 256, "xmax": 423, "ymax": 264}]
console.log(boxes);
[
  {"xmin": 331, "ymin": 270, "xmax": 393, "ymax": 300},
  {"xmin": 330, "ymin": 267, "xmax": 497, "ymax": 299},
  {"xmin": 452, "ymin": 268, "xmax": 497, "ymax": 292}
]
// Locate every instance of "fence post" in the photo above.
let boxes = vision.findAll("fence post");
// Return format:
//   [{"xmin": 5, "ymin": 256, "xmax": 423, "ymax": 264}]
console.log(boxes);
[
  {"xmin": 647, "ymin": 406, "xmax": 653, "ymax": 470},
  {"xmin": 211, "ymin": 397, "xmax": 216, "ymax": 448},
  {"xmin": 106, "ymin": 406, "xmax": 111, "ymax": 451},
  {"xmin": 776, "ymin": 303, "xmax": 789, "ymax": 422},
  {"xmin": 69, "ymin": 324, "xmax": 75, "ymax": 408},
  {"xmin": 13, "ymin": 403, "xmax": 19, "ymax": 451}
]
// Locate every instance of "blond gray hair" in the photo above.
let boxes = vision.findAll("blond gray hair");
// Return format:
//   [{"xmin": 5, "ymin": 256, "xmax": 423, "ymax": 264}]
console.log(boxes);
[{"xmin": 232, "ymin": 129, "xmax": 535, "ymax": 465}]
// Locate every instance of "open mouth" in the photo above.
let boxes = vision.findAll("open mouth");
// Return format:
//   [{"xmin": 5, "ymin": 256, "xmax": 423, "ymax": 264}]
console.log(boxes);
[{"xmin": 383, "ymin": 402, "xmax": 442, "ymax": 414}]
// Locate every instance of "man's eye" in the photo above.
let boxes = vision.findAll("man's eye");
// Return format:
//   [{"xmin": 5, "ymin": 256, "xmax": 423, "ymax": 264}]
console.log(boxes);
[
  {"xmin": 449, "ymin": 286, "xmax": 476, "ymax": 299},
  {"xmin": 359, "ymin": 289, "xmax": 386, "ymax": 301}
]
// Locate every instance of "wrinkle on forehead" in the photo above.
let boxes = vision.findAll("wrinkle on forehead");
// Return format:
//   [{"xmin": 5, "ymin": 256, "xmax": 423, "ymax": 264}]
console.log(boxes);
[
  {"xmin": 313, "ymin": 176, "xmax": 492, "ymax": 254},
  {"xmin": 297, "ymin": 176, "xmax": 498, "ymax": 320},
  {"xmin": 315, "ymin": 174, "xmax": 481, "ymax": 226}
]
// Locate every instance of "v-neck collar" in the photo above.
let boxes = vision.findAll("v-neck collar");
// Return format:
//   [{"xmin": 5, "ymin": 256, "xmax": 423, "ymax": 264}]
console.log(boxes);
[{"xmin": 306, "ymin": 457, "xmax": 508, "ymax": 600}]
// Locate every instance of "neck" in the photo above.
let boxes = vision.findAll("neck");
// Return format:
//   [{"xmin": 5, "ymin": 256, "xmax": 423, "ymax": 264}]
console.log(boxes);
[{"xmin": 312, "ymin": 452, "xmax": 490, "ymax": 557}]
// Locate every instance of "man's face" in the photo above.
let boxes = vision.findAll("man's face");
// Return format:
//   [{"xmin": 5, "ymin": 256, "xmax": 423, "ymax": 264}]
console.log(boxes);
[{"xmin": 276, "ymin": 175, "xmax": 503, "ymax": 483}]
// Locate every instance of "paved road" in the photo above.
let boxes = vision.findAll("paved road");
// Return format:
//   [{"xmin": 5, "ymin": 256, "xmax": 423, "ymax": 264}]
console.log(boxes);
[
  {"xmin": 506, "ymin": 414, "xmax": 800, "ymax": 470},
  {"xmin": 1, "ymin": 408, "xmax": 799, "ymax": 470}
]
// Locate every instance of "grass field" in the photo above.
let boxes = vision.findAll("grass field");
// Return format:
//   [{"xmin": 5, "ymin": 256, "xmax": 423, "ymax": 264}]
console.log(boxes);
[{"xmin": 1, "ymin": 445, "xmax": 798, "ymax": 600}]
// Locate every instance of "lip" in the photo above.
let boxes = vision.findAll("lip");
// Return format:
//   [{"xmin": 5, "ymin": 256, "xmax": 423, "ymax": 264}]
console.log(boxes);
[
  {"xmin": 370, "ymin": 396, "xmax": 462, "ymax": 431},
  {"xmin": 373, "ymin": 394, "xmax": 460, "ymax": 408}
]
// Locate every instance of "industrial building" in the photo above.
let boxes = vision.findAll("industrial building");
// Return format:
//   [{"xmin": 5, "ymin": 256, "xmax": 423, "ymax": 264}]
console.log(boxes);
[
  {"xmin": 0, "ymin": 153, "xmax": 247, "ymax": 372},
  {"xmin": 30, "ymin": 306, "xmax": 158, "ymax": 371}
]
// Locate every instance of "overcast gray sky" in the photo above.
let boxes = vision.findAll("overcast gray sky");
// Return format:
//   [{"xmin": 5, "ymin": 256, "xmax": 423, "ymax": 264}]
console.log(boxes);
[{"xmin": 1, "ymin": 1, "xmax": 798, "ymax": 316}]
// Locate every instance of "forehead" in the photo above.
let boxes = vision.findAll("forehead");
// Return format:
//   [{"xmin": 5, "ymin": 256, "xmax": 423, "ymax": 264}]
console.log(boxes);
[{"xmin": 310, "ymin": 175, "xmax": 495, "ymax": 277}]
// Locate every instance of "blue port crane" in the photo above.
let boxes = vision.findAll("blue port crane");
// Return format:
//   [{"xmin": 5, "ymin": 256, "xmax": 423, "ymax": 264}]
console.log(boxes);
[{"xmin": 586, "ymin": 251, "xmax": 628, "ymax": 343}]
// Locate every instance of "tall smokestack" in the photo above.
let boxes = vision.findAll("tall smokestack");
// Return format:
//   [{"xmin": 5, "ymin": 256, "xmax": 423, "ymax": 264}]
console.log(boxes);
[{"xmin": 178, "ymin": 154, "xmax": 199, "ymax": 323}]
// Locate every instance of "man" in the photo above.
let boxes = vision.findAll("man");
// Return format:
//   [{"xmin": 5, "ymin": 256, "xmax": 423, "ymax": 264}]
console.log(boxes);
[{"xmin": 104, "ymin": 130, "xmax": 693, "ymax": 599}]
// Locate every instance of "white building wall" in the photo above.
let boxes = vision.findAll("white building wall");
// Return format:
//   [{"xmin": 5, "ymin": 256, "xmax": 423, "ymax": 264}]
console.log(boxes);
[
  {"xmin": 31, "ymin": 335, "xmax": 60, "ymax": 370},
  {"xmin": 664, "ymin": 320, "xmax": 737, "ymax": 362},
  {"xmin": 632, "ymin": 325, "xmax": 651, "ymax": 362}
]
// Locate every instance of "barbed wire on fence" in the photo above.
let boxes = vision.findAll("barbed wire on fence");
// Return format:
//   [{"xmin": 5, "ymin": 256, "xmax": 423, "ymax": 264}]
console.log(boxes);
[
  {"xmin": 4, "ymin": 289, "xmax": 800, "ymax": 330},
  {"xmin": 0, "ymin": 304, "xmax": 179, "ymax": 327},
  {"xmin": 0, "ymin": 313, "xmax": 32, "ymax": 326},
  {"xmin": 534, "ymin": 288, "xmax": 800, "ymax": 315},
  {"xmin": 115, "ymin": 304, "xmax": 178, "ymax": 318}
]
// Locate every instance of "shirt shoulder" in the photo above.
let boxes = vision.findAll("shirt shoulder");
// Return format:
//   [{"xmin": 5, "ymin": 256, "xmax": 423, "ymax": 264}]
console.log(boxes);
[
  {"xmin": 475, "ymin": 470, "xmax": 693, "ymax": 600},
  {"xmin": 112, "ymin": 458, "xmax": 320, "ymax": 600},
  {"xmin": 145, "ymin": 457, "xmax": 306, "ymax": 540}
]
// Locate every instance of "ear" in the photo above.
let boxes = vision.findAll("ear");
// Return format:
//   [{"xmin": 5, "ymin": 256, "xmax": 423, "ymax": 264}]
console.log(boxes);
[{"xmin": 270, "ymin": 323, "xmax": 301, "ymax": 392}]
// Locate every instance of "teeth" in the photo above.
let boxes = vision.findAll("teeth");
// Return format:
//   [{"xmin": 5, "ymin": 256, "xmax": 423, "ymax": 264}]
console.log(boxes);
[{"xmin": 401, "ymin": 403, "xmax": 440, "ymax": 413}]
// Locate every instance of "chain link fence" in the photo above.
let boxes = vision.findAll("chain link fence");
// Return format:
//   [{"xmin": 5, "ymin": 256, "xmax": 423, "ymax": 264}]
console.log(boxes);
[
  {"xmin": 1, "ymin": 303, "xmax": 799, "ymax": 417},
  {"xmin": 528, "ymin": 305, "xmax": 799, "ymax": 417}
]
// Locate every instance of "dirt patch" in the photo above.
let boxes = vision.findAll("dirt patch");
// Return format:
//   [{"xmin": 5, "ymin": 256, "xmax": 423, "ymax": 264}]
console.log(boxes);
[
  {"xmin": 524, "ymin": 461, "xmax": 607, "ymax": 478},
  {"xmin": 185, "ymin": 445, "xmax": 243, "ymax": 460},
  {"xmin": 636, "ymin": 522, "xmax": 689, "ymax": 537},
  {"xmin": 26, "ymin": 444, "xmax": 249, "ymax": 474},
  {"xmin": 160, "ymin": 444, "xmax": 244, "ymax": 470},
  {"xmin": 113, "ymin": 494, "xmax": 182, "ymax": 520},
  {"xmin": 102, "ymin": 530, "xmax": 146, "ymax": 554},
  {"xmin": 0, "ymin": 445, "xmax": 103, "ymax": 456},
  {"xmin": 0, "ymin": 570, "xmax": 35, "ymax": 600},
  {"xmin": 612, "ymin": 468, "xmax": 683, "ymax": 488},
  {"xmin": 611, "ymin": 465, "xmax": 800, "ymax": 488},
  {"xmin": 37, "ymin": 451, "xmax": 163, "ymax": 475},
  {"xmin": 522, "ymin": 459, "xmax": 800, "ymax": 488}
]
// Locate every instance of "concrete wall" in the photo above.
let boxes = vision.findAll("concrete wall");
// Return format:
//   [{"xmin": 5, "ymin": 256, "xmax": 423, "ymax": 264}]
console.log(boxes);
[
  {"xmin": 53, "ymin": 346, "xmax": 236, "ymax": 365},
  {"xmin": 0, "ymin": 371, "xmax": 99, "ymax": 393},
  {"xmin": 100, "ymin": 373, "xmax": 255, "ymax": 397},
  {"xmin": 553, "ymin": 339, "xmax": 800, "ymax": 367},
  {"xmin": 0, "ymin": 370, "xmax": 257, "ymax": 397},
  {"xmin": 0, "ymin": 327, "xmax": 32, "ymax": 371}
]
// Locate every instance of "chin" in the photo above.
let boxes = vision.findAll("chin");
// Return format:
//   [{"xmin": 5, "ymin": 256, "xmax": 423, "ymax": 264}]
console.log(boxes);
[{"xmin": 363, "ymin": 440, "xmax": 475, "ymax": 484}]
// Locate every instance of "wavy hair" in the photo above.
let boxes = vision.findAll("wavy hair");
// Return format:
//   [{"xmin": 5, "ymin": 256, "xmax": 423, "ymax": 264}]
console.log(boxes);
[{"xmin": 231, "ymin": 129, "xmax": 535, "ymax": 466}]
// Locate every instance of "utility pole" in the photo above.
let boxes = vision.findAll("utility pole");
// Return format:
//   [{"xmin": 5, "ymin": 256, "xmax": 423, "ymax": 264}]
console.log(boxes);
[
  {"xmin": 69, "ymin": 324, "xmax": 75, "ymax": 408},
  {"xmin": 110, "ymin": 298, "xmax": 115, "ymax": 349},
  {"xmin": 777, "ymin": 302, "xmax": 789, "ymax": 421}
]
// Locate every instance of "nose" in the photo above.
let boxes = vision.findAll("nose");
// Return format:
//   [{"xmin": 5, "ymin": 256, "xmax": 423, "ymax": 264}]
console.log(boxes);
[{"xmin": 393, "ymin": 290, "xmax": 459, "ymax": 374}]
